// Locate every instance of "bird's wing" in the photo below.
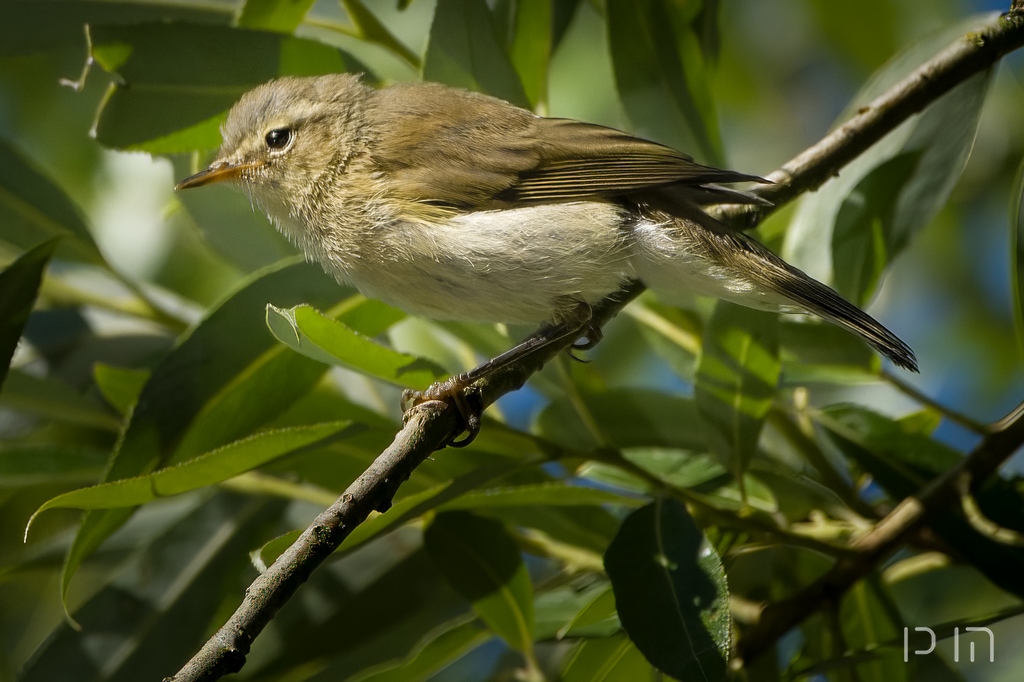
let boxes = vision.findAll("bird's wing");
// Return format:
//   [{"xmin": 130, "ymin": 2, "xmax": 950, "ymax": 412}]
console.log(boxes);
[{"xmin": 370, "ymin": 84, "xmax": 762, "ymax": 211}]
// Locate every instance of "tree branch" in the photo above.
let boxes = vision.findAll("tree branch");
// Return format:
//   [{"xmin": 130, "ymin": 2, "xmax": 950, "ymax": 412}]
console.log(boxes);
[
  {"xmin": 735, "ymin": 400, "xmax": 1024, "ymax": 665},
  {"xmin": 728, "ymin": 7, "xmax": 1024, "ymax": 223},
  {"xmin": 167, "ymin": 6, "xmax": 1024, "ymax": 681}
]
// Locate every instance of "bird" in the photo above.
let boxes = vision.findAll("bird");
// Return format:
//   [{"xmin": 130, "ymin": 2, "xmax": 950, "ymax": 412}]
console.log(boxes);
[{"xmin": 175, "ymin": 73, "xmax": 917, "ymax": 444}]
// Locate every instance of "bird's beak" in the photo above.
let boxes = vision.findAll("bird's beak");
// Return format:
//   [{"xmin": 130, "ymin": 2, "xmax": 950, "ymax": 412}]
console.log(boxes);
[{"xmin": 174, "ymin": 160, "xmax": 262, "ymax": 191}]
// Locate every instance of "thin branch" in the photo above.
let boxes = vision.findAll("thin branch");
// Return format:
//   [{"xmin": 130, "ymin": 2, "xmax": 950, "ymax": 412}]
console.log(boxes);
[
  {"xmin": 168, "ymin": 7, "xmax": 1024, "ymax": 681},
  {"xmin": 724, "ymin": 7, "xmax": 1024, "ymax": 224},
  {"xmin": 735, "ymin": 399, "xmax": 1024, "ymax": 665}
]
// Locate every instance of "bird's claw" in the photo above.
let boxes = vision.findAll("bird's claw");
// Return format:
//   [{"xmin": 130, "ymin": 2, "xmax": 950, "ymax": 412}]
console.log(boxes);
[{"xmin": 401, "ymin": 375, "xmax": 483, "ymax": 448}]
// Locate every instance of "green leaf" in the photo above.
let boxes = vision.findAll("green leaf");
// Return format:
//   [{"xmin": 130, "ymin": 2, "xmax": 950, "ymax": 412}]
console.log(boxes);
[
  {"xmin": 253, "ymin": 459, "xmax": 526, "ymax": 570},
  {"xmin": 19, "ymin": 495, "xmax": 284, "ymax": 682},
  {"xmin": 779, "ymin": 319, "xmax": 878, "ymax": 384},
  {"xmin": 532, "ymin": 582, "xmax": 620, "ymax": 640},
  {"xmin": 350, "ymin": 618, "xmax": 492, "ymax": 682},
  {"xmin": 694, "ymin": 303, "xmax": 780, "ymax": 480},
  {"xmin": 439, "ymin": 482, "xmax": 643, "ymax": 511},
  {"xmin": 89, "ymin": 22, "xmax": 369, "ymax": 150},
  {"xmin": 177, "ymin": 181, "xmax": 297, "ymax": 273},
  {"xmin": 536, "ymin": 389, "xmax": 706, "ymax": 452},
  {"xmin": 342, "ymin": 0, "xmax": 421, "ymax": 67},
  {"xmin": 832, "ymin": 151, "xmax": 922, "ymax": 306},
  {"xmin": 236, "ymin": 0, "xmax": 317, "ymax": 32},
  {"xmin": 0, "ymin": 141, "xmax": 104, "ymax": 265},
  {"xmin": 424, "ymin": 511, "xmax": 535, "ymax": 653},
  {"xmin": 785, "ymin": 15, "xmax": 993, "ymax": 286},
  {"xmin": 562, "ymin": 633, "xmax": 656, "ymax": 682},
  {"xmin": 92, "ymin": 363, "xmax": 150, "ymax": 416},
  {"xmin": 267, "ymin": 304, "xmax": 446, "ymax": 390},
  {"xmin": 560, "ymin": 584, "xmax": 621, "ymax": 639},
  {"xmin": 0, "ymin": 239, "xmax": 58, "ymax": 390},
  {"xmin": 28, "ymin": 422, "xmax": 351, "ymax": 526},
  {"xmin": 606, "ymin": 0, "xmax": 722, "ymax": 164},
  {"xmin": 0, "ymin": 370, "xmax": 121, "ymax": 432},
  {"xmin": 819, "ymin": 404, "xmax": 1024, "ymax": 600},
  {"xmin": 0, "ymin": 444, "xmax": 107, "ymax": 489},
  {"xmin": 239, "ymin": 548, "xmax": 469, "ymax": 680},
  {"xmin": 839, "ymin": 579, "xmax": 908, "ymax": 682},
  {"xmin": 604, "ymin": 498, "xmax": 729, "ymax": 681},
  {"xmin": 61, "ymin": 261, "xmax": 346, "ymax": 610},
  {"xmin": 0, "ymin": 1, "xmax": 232, "ymax": 58},
  {"xmin": 423, "ymin": 0, "xmax": 530, "ymax": 107},
  {"xmin": 1011, "ymin": 156, "xmax": 1024, "ymax": 360},
  {"xmin": 622, "ymin": 449, "xmax": 728, "ymax": 490},
  {"xmin": 173, "ymin": 296, "xmax": 398, "ymax": 462},
  {"xmin": 509, "ymin": 0, "xmax": 552, "ymax": 107}
]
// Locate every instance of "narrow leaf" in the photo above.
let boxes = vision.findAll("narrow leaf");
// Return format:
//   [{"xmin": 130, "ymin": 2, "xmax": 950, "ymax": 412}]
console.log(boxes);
[
  {"xmin": 820, "ymin": 404, "xmax": 1024, "ymax": 600},
  {"xmin": 509, "ymin": 0, "xmax": 552, "ymax": 107},
  {"xmin": 1, "ymin": 2, "xmax": 231, "ymax": 58},
  {"xmin": 1011, "ymin": 156, "xmax": 1024, "ymax": 359},
  {"xmin": 61, "ymin": 262, "xmax": 347, "ymax": 609},
  {"xmin": 438, "ymin": 482, "xmax": 643, "ymax": 511},
  {"xmin": 267, "ymin": 304, "xmax": 446, "ymax": 390},
  {"xmin": 236, "ymin": 0, "xmax": 317, "ymax": 32},
  {"xmin": 606, "ymin": 0, "xmax": 722, "ymax": 164},
  {"xmin": 0, "ymin": 370, "xmax": 121, "ymax": 432},
  {"xmin": 342, "ymin": 0, "xmax": 421, "ymax": 67},
  {"xmin": 559, "ymin": 584, "xmax": 620, "ymax": 639},
  {"xmin": 0, "ymin": 239, "xmax": 58, "ymax": 390},
  {"xmin": 0, "ymin": 444, "xmax": 107, "ymax": 489},
  {"xmin": 424, "ymin": 512, "xmax": 535, "ymax": 653},
  {"xmin": 28, "ymin": 421, "xmax": 351, "ymax": 525},
  {"xmin": 785, "ymin": 15, "xmax": 994, "ymax": 285},
  {"xmin": 831, "ymin": 151, "xmax": 922, "ymax": 305},
  {"xmin": 89, "ymin": 22, "xmax": 370, "ymax": 150},
  {"xmin": 423, "ymin": 0, "xmax": 529, "ymax": 107},
  {"xmin": 694, "ymin": 303, "xmax": 780, "ymax": 480},
  {"xmin": 562, "ymin": 633, "xmax": 656, "ymax": 682},
  {"xmin": 0, "ymin": 141, "xmax": 103, "ymax": 264},
  {"xmin": 19, "ymin": 496, "xmax": 283, "ymax": 682},
  {"xmin": 537, "ymin": 389, "xmax": 706, "ymax": 452},
  {"xmin": 604, "ymin": 498, "xmax": 730, "ymax": 681},
  {"xmin": 351, "ymin": 619, "xmax": 491, "ymax": 682},
  {"xmin": 93, "ymin": 363, "xmax": 150, "ymax": 416}
]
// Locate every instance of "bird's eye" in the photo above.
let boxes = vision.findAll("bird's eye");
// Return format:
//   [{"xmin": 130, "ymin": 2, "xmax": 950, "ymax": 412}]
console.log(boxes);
[{"xmin": 265, "ymin": 129, "xmax": 292, "ymax": 150}]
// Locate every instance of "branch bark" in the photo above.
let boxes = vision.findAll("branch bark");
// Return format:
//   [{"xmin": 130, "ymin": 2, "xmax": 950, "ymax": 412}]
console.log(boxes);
[
  {"xmin": 735, "ymin": 400, "xmax": 1024, "ymax": 665},
  {"xmin": 167, "ymin": 6, "xmax": 1024, "ymax": 681}
]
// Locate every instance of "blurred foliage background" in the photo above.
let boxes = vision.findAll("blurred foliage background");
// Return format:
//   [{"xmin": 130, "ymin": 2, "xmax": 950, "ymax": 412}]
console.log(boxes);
[{"xmin": 1, "ymin": 0, "xmax": 1024, "ymax": 680}]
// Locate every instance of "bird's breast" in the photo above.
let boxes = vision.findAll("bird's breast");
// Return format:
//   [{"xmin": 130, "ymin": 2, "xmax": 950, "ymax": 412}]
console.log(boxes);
[{"xmin": 318, "ymin": 201, "xmax": 638, "ymax": 324}]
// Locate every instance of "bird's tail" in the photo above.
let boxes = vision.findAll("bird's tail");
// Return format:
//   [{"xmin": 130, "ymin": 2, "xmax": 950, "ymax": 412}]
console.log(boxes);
[{"xmin": 748, "ymin": 240, "xmax": 918, "ymax": 372}]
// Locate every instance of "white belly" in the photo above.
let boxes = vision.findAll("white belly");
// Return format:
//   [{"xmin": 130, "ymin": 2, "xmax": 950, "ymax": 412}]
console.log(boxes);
[{"xmin": 337, "ymin": 202, "xmax": 637, "ymax": 324}]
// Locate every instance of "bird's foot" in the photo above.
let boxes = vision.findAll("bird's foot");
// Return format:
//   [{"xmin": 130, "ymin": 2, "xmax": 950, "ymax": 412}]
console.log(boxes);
[{"xmin": 401, "ymin": 374, "xmax": 483, "ymax": 448}]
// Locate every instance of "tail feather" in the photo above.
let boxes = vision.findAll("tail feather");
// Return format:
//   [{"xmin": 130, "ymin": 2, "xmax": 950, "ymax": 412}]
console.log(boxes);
[{"xmin": 754, "ymin": 248, "xmax": 919, "ymax": 372}]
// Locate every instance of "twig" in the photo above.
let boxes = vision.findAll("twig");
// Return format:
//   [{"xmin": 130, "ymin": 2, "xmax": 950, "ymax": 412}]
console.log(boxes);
[
  {"xmin": 723, "ymin": 7, "xmax": 1024, "ymax": 224},
  {"xmin": 735, "ymin": 400, "xmax": 1024, "ymax": 665},
  {"xmin": 168, "ymin": 7, "xmax": 1024, "ymax": 680}
]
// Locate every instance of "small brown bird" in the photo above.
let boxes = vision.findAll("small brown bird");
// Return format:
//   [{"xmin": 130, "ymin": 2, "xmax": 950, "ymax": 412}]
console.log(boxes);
[{"xmin": 176, "ymin": 74, "xmax": 916, "ymax": 442}]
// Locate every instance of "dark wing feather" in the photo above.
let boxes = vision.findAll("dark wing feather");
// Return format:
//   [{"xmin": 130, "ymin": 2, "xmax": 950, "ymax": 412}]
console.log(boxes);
[{"xmin": 370, "ymin": 83, "xmax": 764, "ymax": 211}]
